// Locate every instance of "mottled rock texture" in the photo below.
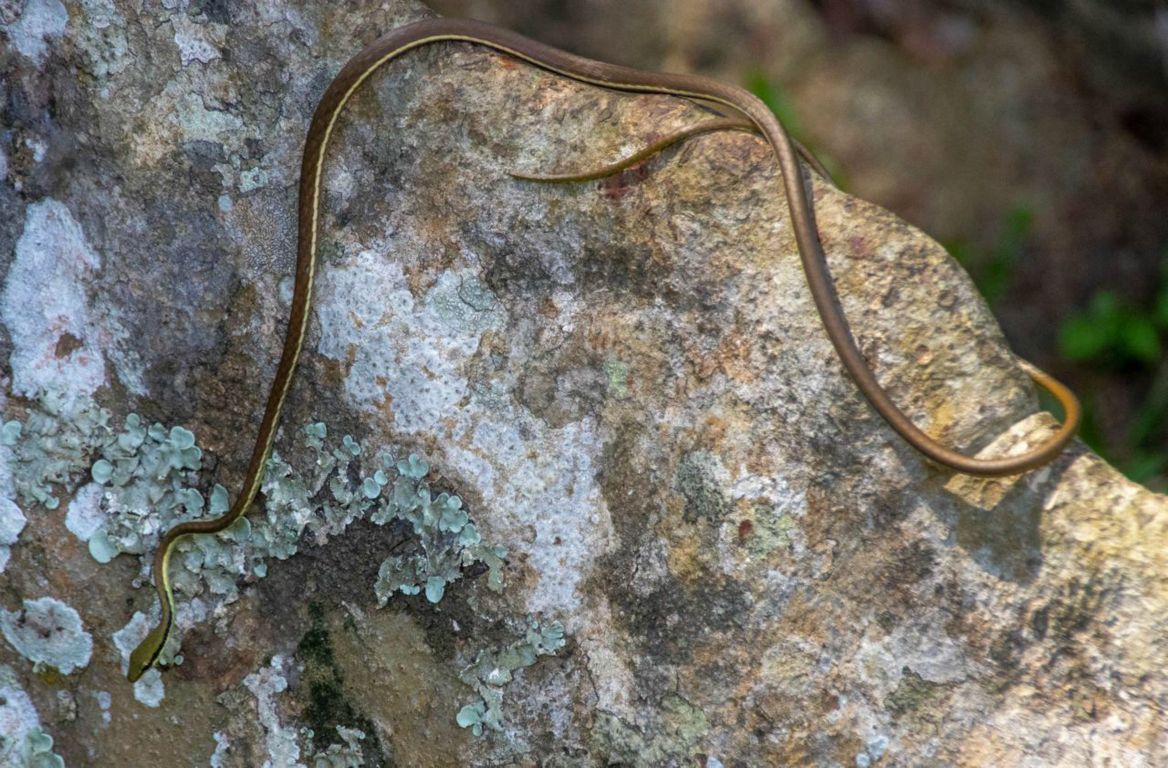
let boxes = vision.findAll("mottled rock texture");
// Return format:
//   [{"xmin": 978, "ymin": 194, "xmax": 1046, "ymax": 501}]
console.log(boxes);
[
  {"xmin": 431, "ymin": 0, "xmax": 1168, "ymax": 486},
  {"xmin": 1, "ymin": 1, "xmax": 1166, "ymax": 766}
]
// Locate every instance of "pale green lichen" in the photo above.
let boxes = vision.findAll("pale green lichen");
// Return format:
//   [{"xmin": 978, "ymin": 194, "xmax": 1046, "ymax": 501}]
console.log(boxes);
[
  {"xmin": 2, "ymin": 390, "xmax": 111, "ymax": 510},
  {"xmin": 5, "ymin": 388, "xmax": 527, "ymax": 732},
  {"xmin": 604, "ymin": 359, "xmax": 629, "ymax": 398},
  {"xmin": 14, "ymin": 728, "xmax": 65, "ymax": 768},
  {"xmin": 304, "ymin": 725, "xmax": 366, "ymax": 768},
  {"xmin": 854, "ymin": 734, "xmax": 890, "ymax": 767},
  {"xmin": 0, "ymin": 597, "xmax": 93, "ymax": 676},
  {"xmin": 455, "ymin": 619, "xmax": 566, "ymax": 737},
  {"xmin": 238, "ymin": 166, "xmax": 269, "ymax": 193},
  {"xmin": 0, "ymin": 431, "xmax": 25, "ymax": 573},
  {"xmin": 0, "ymin": 665, "xmax": 66, "ymax": 768},
  {"xmin": 373, "ymin": 455, "xmax": 506, "ymax": 606},
  {"xmin": 745, "ymin": 506, "xmax": 796, "ymax": 557},
  {"xmin": 44, "ymin": 404, "xmax": 507, "ymax": 613},
  {"xmin": 589, "ymin": 694, "xmax": 711, "ymax": 766},
  {"xmin": 4, "ymin": 391, "xmax": 511, "ymax": 676},
  {"xmin": 0, "ymin": 0, "xmax": 68, "ymax": 66}
]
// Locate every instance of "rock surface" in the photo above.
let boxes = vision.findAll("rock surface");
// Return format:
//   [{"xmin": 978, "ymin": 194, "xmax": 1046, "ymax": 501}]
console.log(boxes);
[
  {"xmin": 1, "ymin": 1, "xmax": 1165, "ymax": 766},
  {"xmin": 430, "ymin": 0, "xmax": 1168, "ymax": 486}
]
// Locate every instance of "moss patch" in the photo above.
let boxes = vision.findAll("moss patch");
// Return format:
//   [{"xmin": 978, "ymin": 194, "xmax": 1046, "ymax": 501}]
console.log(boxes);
[{"xmin": 296, "ymin": 603, "xmax": 382, "ymax": 761}]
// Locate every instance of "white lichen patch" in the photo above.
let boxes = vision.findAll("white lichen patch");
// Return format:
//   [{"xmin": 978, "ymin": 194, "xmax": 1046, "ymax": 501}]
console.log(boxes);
[
  {"xmin": 304, "ymin": 725, "xmax": 366, "ymax": 768},
  {"xmin": 94, "ymin": 690, "xmax": 111, "ymax": 726},
  {"xmin": 112, "ymin": 612, "xmax": 166, "ymax": 707},
  {"xmin": 0, "ymin": 665, "xmax": 66, "ymax": 768},
  {"xmin": 23, "ymin": 135, "xmax": 46, "ymax": 164},
  {"xmin": 241, "ymin": 656, "xmax": 368, "ymax": 768},
  {"xmin": 314, "ymin": 254, "xmax": 614, "ymax": 619},
  {"xmin": 453, "ymin": 414, "xmax": 607, "ymax": 618},
  {"xmin": 0, "ymin": 437, "xmax": 25, "ymax": 573},
  {"xmin": 94, "ymin": 305, "xmax": 146, "ymax": 395},
  {"xmin": 73, "ymin": 0, "xmax": 130, "ymax": 78},
  {"xmin": 0, "ymin": 597, "xmax": 93, "ymax": 675},
  {"xmin": 171, "ymin": 15, "xmax": 222, "ymax": 66},
  {"xmin": 854, "ymin": 615, "xmax": 972, "ymax": 699},
  {"xmin": 175, "ymin": 92, "xmax": 245, "ymax": 146},
  {"xmin": 239, "ymin": 166, "xmax": 269, "ymax": 193},
  {"xmin": 210, "ymin": 731, "xmax": 230, "ymax": 767},
  {"xmin": 65, "ymin": 481, "xmax": 105, "ymax": 542},
  {"xmin": 0, "ymin": 0, "xmax": 67, "ymax": 65},
  {"xmin": 2, "ymin": 199, "xmax": 106, "ymax": 404},
  {"xmin": 243, "ymin": 656, "xmax": 301, "ymax": 768},
  {"xmin": 313, "ymin": 258, "xmax": 488, "ymax": 426},
  {"xmin": 0, "ymin": 499, "xmax": 23, "ymax": 573}
]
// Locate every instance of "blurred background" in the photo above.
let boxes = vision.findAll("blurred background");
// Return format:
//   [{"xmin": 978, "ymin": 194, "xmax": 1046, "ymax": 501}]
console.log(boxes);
[{"xmin": 428, "ymin": 0, "xmax": 1168, "ymax": 491}]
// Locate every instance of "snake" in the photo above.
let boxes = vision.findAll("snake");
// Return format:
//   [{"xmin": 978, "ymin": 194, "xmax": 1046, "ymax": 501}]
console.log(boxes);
[{"xmin": 127, "ymin": 16, "xmax": 1081, "ymax": 682}]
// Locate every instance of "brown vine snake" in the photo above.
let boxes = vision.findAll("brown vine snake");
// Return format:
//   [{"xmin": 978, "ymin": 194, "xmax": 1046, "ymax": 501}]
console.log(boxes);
[{"xmin": 127, "ymin": 17, "xmax": 1080, "ymax": 681}]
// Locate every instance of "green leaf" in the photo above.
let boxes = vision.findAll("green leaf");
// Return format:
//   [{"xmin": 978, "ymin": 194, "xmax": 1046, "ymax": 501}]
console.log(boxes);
[
  {"xmin": 1120, "ymin": 315, "xmax": 1161, "ymax": 364},
  {"xmin": 1060, "ymin": 310, "xmax": 1111, "ymax": 359},
  {"xmin": 1121, "ymin": 450, "xmax": 1168, "ymax": 485},
  {"xmin": 1154, "ymin": 284, "xmax": 1168, "ymax": 330},
  {"xmin": 746, "ymin": 70, "xmax": 802, "ymax": 139}
]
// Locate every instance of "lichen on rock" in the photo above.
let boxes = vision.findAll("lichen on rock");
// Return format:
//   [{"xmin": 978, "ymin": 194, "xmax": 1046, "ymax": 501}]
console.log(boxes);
[
  {"xmin": 0, "ymin": 598, "xmax": 93, "ymax": 676},
  {"xmin": 0, "ymin": 665, "xmax": 65, "ymax": 768},
  {"xmin": 2, "ymin": 0, "xmax": 1166, "ymax": 765},
  {"xmin": 2, "ymin": 385, "xmax": 512, "ymax": 679},
  {"xmin": 455, "ymin": 618, "xmax": 566, "ymax": 736}
]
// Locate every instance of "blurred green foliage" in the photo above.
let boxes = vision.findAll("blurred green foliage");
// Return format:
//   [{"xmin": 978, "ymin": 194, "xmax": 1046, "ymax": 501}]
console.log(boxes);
[
  {"xmin": 746, "ymin": 71, "xmax": 804, "ymax": 141},
  {"xmin": 1059, "ymin": 291, "xmax": 1164, "ymax": 366},
  {"xmin": 746, "ymin": 72, "xmax": 844, "ymax": 188},
  {"xmin": 946, "ymin": 205, "xmax": 1167, "ymax": 491},
  {"xmin": 1057, "ymin": 260, "xmax": 1168, "ymax": 489},
  {"xmin": 947, "ymin": 206, "xmax": 1033, "ymax": 308}
]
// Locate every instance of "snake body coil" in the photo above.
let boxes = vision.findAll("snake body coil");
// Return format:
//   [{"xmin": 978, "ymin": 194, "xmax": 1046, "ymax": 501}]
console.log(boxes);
[{"xmin": 128, "ymin": 17, "xmax": 1080, "ymax": 681}]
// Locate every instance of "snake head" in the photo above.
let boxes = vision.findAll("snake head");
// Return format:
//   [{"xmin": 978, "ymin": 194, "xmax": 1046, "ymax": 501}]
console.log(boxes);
[{"xmin": 127, "ymin": 620, "xmax": 170, "ymax": 683}]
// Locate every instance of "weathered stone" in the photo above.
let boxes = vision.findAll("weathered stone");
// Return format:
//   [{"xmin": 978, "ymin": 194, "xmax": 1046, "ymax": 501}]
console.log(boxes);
[{"xmin": 1, "ymin": 1, "xmax": 1165, "ymax": 766}]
